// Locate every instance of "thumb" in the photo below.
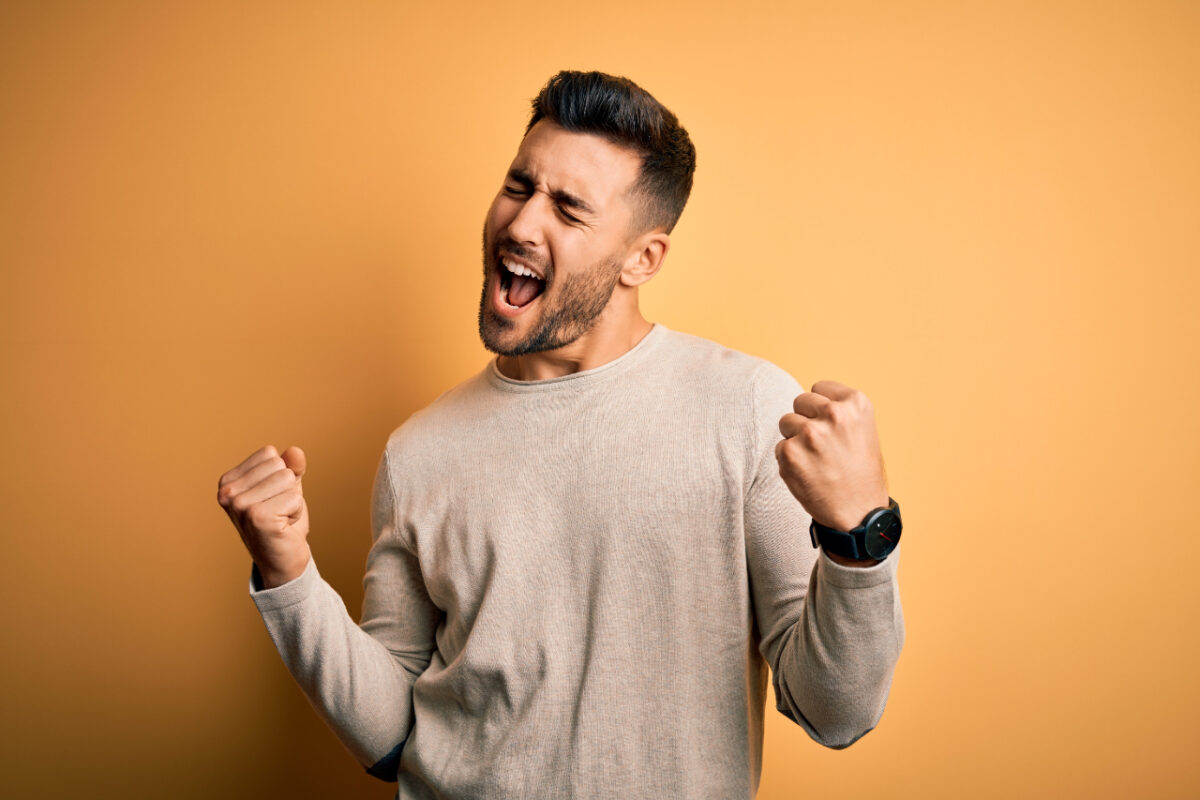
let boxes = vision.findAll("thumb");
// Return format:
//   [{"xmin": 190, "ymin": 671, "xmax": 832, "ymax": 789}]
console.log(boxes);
[{"xmin": 281, "ymin": 446, "xmax": 306, "ymax": 480}]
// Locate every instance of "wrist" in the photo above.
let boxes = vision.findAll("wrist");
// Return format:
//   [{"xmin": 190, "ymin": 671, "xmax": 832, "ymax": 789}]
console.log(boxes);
[
  {"xmin": 256, "ymin": 547, "xmax": 312, "ymax": 589},
  {"xmin": 824, "ymin": 551, "xmax": 882, "ymax": 568},
  {"xmin": 818, "ymin": 493, "xmax": 890, "ymax": 532},
  {"xmin": 810, "ymin": 497, "xmax": 902, "ymax": 563}
]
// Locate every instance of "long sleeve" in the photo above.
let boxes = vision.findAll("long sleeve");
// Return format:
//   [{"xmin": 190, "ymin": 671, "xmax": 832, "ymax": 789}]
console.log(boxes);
[
  {"xmin": 248, "ymin": 449, "xmax": 441, "ymax": 780},
  {"xmin": 743, "ymin": 362, "xmax": 906, "ymax": 749}
]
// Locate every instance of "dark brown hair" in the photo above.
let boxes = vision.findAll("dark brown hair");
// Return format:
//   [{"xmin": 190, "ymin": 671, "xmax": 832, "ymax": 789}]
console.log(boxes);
[{"xmin": 527, "ymin": 70, "xmax": 696, "ymax": 234}]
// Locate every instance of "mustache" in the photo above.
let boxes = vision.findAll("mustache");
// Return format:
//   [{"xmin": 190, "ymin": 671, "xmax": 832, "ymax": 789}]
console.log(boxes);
[{"xmin": 494, "ymin": 238, "xmax": 552, "ymax": 278}]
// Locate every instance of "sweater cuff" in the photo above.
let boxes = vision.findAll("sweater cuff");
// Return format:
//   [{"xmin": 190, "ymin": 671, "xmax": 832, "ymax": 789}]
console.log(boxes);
[
  {"xmin": 248, "ymin": 556, "xmax": 321, "ymax": 612},
  {"xmin": 817, "ymin": 544, "xmax": 901, "ymax": 590}
]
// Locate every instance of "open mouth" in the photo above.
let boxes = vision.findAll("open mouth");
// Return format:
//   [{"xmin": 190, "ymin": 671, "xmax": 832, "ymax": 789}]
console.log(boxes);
[{"xmin": 498, "ymin": 256, "xmax": 547, "ymax": 309}]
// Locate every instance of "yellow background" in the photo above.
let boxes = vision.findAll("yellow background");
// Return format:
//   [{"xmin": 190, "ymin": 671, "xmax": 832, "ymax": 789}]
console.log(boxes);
[{"xmin": 2, "ymin": 1, "xmax": 1197, "ymax": 797}]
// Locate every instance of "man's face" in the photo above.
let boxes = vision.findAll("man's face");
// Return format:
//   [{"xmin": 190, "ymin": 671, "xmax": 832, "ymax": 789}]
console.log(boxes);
[{"xmin": 478, "ymin": 120, "xmax": 643, "ymax": 357}]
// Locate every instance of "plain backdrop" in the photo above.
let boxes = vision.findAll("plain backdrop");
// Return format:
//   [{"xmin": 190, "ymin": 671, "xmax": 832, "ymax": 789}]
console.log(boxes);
[{"xmin": 1, "ymin": 1, "xmax": 1197, "ymax": 797}]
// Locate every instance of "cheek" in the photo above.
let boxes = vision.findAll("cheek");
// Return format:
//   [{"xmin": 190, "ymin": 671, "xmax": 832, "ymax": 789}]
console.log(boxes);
[
  {"xmin": 490, "ymin": 194, "xmax": 521, "ymax": 225},
  {"xmin": 483, "ymin": 196, "xmax": 507, "ymax": 239},
  {"xmin": 546, "ymin": 228, "xmax": 591, "ymax": 268}
]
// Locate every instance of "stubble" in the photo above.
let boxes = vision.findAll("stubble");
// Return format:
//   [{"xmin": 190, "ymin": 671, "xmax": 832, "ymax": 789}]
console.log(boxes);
[{"xmin": 477, "ymin": 226, "xmax": 623, "ymax": 357}]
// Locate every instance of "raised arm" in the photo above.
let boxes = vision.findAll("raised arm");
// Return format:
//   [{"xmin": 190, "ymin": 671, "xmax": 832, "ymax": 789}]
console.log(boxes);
[
  {"xmin": 743, "ymin": 364, "xmax": 905, "ymax": 748},
  {"xmin": 217, "ymin": 446, "xmax": 440, "ymax": 780}
]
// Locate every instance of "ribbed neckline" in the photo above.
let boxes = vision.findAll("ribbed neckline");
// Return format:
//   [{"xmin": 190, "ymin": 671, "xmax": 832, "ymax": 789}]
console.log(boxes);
[{"xmin": 486, "ymin": 323, "xmax": 668, "ymax": 393}]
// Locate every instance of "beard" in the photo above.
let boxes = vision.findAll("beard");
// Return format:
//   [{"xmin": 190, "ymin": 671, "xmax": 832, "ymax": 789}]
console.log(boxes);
[{"xmin": 477, "ymin": 228, "xmax": 624, "ymax": 357}]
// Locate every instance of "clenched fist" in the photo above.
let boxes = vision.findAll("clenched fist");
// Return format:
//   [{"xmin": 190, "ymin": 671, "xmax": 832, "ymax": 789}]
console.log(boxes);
[
  {"xmin": 775, "ymin": 380, "xmax": 890, "ymax": 562},
  {"xmin": 217, "ymin": 445, "xmax": 311, "ymax": 589}
]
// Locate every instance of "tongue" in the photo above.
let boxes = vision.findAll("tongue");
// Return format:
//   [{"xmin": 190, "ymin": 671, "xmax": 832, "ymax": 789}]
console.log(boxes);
[{"xmin": 508, "ymin": 273, "xmax": 543, "ymax": 307}]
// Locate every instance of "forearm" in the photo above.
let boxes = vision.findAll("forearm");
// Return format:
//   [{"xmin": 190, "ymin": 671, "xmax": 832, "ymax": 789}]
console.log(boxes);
[
  {"xmin": 250, "ymin": 557, "xmax": 427, "ymax": 772},
  {"xmin": 771, "ymin": 548, "xmax": 905, "ymax": 748}
]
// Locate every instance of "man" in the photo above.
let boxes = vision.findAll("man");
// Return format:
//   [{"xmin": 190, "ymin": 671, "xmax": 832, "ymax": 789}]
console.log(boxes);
[{"xmin": 217, "ymin": 70, "xmax": 904, "ymax": 799}]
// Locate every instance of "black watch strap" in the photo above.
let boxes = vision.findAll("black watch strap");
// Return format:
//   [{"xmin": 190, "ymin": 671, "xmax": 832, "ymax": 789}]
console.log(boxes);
[{"xmin": 809, "ymin": 497, "xmax": 902, "ymax": 561}]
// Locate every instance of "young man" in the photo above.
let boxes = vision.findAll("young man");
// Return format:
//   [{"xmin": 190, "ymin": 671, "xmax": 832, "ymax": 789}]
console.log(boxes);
[{"xmin": 217, "ymin": 70, "xmax": 905, "ymax": 799}]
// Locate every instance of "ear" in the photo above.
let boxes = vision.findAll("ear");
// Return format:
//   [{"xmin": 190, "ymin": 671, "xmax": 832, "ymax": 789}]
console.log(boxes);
[{"xmin": 618, "ymin": 231, "xmax": 670, "ymax": 288}]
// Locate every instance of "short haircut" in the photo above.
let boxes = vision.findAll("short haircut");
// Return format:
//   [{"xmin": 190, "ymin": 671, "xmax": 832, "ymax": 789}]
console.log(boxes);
[{"xmin": 526, "ymin": 70, "xmax": 696, "ymax": 235}]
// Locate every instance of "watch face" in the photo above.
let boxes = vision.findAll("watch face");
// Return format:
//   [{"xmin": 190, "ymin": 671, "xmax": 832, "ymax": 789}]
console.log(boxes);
[{"xmin": 864, "ymin": 511, "xmax": 902, "ymax": 559}]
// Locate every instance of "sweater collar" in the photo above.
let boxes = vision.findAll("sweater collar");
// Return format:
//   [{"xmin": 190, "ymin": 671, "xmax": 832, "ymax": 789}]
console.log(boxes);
[{"xmin": 486, "ymin": 323, "xmax": 668, "ymax": 392}]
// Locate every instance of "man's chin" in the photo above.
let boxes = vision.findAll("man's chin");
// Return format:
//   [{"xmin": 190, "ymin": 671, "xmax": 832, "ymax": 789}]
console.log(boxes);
[
  {"xmin": 479, "ymin": 318, "xmax": 559, "ymax": 358},
  {"xmin": 480, "ymin": 332, "xmax": 538, "ymax": 358},
  {"xmin": 478, "ymin": 309, "xmax": 526, "ymax": 357},
  {"xmin": 480, "ymin": 337, "xmax": 517, "ymax": 357}
]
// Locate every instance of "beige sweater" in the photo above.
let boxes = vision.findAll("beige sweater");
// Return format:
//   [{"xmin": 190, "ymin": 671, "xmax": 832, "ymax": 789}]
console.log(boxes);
[{"xmin": 249, "ymin": 324, "xmax": 905, "ymax": 799}]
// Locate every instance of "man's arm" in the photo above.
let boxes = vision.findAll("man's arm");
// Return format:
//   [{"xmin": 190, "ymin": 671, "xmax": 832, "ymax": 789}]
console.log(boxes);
[
  {"xmin": 744, "ymin": 363, "xmax": 905, "ymax": 748},
  {"xmin": 219, "ymin": 446, "xmax": 440, "ymax": 780}
]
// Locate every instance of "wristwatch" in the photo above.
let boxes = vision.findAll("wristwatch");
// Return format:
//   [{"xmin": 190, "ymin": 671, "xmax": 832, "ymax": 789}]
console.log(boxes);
[{"xmin": 809, "ymin": 497, "xmax": 902, "ymax": 561}]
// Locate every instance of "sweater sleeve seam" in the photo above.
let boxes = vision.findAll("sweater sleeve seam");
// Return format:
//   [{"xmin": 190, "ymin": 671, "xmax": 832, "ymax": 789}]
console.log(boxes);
[
  {"xmin": 382, "ymin": 447, "xmax": 417, "ymax": 554},
  {"xmin": 743, "ymin": 360, "xmax": 773, "ymax": 508}
]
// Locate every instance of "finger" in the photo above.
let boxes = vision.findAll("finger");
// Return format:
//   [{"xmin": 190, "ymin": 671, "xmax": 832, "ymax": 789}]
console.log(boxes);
[
  {"xmin": 779, "ymin": 412, "xmax": 809, "ymax": 439},
  {"xmin": 218, "ymin": 445, "xmax": 280, "ymax": 489},
  {"xmin": 809, "ymin": 380, "xmax": 856, "ymax": 402},
  {"xmin": 228, "ymin": 468, "xmax": 300, "ymax": 513},
  {"xmin": 792, "ymin": 391, "xmax": 832, "ymax": 419},
  {"xmin": 774, "ymin": 436, "xmax": 807, "ymax": 473},
  {"xmin": 219, "ymin": 455, "xmax": 288, "ymax": 506},
  {"xmin": 254, "ymin": 487, "xmax": 305, "ymax": 527},
  {"xmin": 281, "ymin": 446, "xmax": 306, "ymax": 479}
]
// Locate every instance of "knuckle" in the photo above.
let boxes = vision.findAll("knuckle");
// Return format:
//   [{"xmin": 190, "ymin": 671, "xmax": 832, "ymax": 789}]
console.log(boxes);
[
  {"xmin": 246, "ymin": 506, "xmax": 268, "ymax": 529},
  {"xmin": 801, "ymin": 425, "xmax": 821, "ymax": 448},
  {"xmin": 778, "ymin": 439, "xmax": 800, "ymax": 467},
  {"xmin": 230, "ymin": 493, "xmax": 251, "ymax": 513},
  {"xmin": 261, "ymin": 445, "xmax": 278, "ymax": 458}
]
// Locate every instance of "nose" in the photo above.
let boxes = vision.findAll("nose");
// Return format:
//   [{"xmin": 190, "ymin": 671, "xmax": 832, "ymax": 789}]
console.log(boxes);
[{"xmin": 506, "ymin": 192, "xmax": 549, "ymax": 247}]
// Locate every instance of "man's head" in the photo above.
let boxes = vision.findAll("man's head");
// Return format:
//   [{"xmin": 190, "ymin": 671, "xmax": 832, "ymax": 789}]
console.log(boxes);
[
  {"xmin": 478, "ymin": 71, "xmax": 695, "ymax": 358},
  {"xmin": 526, "ymin": 70, "xmax": 696, "ymax": 237}
]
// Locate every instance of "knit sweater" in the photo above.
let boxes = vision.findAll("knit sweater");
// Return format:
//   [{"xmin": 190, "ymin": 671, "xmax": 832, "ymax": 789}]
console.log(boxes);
[{"xmin": 249, "ymin": 323, "xmax": 905, "ymax": 799}]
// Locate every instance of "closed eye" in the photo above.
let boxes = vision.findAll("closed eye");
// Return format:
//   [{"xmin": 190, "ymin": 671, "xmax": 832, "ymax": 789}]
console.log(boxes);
[
  {"xmin": 503, "ymin": 171, "xmax": 588, "ymax": 226},
  {"xmin": 504, "ymin": 187, "xmax": 581, "ymax": 223}
]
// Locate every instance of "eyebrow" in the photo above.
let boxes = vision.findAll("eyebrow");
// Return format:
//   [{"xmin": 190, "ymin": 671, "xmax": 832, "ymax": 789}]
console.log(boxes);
[{"xmin": 507, "ymin": 168, "xmax": 597, "ymax": 216}]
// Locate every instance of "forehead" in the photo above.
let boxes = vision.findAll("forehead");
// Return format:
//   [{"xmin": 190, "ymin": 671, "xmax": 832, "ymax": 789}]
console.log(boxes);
[{"xmin": 510, "ymin": 120, "xmax": 642, "ymax": 213}]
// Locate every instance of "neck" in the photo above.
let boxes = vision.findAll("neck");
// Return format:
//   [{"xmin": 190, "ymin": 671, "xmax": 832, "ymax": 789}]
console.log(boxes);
[{"xmin": 496, "ymin": 299, "xmax": 654, "ymax": 382}]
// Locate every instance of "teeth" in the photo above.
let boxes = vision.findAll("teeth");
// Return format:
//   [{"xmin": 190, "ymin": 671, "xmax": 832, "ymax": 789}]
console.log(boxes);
[{"xmin": 502, "ymin": 257, "xmax": 542, "ymax": 280}]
